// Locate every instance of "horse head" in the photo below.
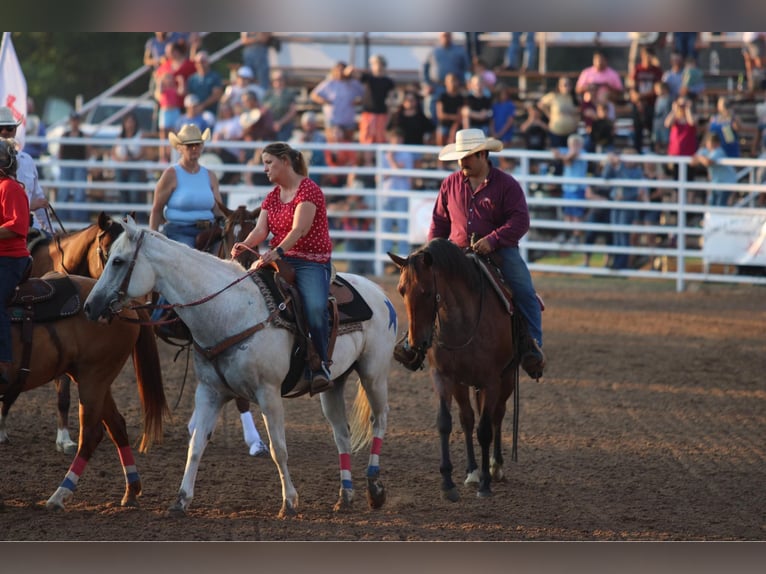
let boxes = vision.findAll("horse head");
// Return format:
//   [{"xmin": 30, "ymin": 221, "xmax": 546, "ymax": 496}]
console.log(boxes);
[
  {"xmin": 94, "ymin": 211, "xmax": 128, "ymax": 270},
  {"xmin": 219, "ymin": 202, "xmax": 261, "ymax": 268},
  {"xmin": 84, "ymin": 216, "xmax": 153, "ymax": 321},
  {"xmin": 388, "ymin": 247, "xmax": 438, "ymax": 368}
]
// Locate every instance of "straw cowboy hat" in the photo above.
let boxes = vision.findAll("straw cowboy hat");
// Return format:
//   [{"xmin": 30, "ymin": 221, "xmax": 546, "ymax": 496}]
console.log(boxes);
[
  {"xmin": 438, "ymin": 128, "xmax": 503, "ymax": 161},
  {"xmin": 239, "ymin": 108, "xmax": 262, "ymax": 130},
  {"xmin": 0, "ymin": 107, "xmax": 22, "ymax": 126},
  {"xmin": 168, "ymin": 124, "xmax": 211, "ymax": 146}
]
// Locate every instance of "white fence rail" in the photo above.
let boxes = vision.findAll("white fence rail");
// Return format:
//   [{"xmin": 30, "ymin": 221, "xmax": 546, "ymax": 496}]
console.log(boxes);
[{"xmin": 29, "ymin": 135, "xmax": 766, "ymax": 291}]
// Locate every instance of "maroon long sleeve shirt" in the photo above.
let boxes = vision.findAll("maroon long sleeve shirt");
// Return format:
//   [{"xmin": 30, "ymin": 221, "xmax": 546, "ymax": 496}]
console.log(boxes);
[{"xmin": 428, "ymin": 165, "xmax": 530, "ymax": 250}]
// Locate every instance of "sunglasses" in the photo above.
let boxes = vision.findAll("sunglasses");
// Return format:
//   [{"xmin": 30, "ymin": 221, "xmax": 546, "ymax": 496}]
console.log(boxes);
[
  {"xmin": 0, "ymin": 125, "xmax": 17, "ymax": 133},
  {"xmin": 183, "ymin": 142, "xmax": 202, "ymax": 148}
]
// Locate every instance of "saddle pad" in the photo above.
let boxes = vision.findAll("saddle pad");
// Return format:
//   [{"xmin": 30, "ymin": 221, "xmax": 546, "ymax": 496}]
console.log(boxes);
[{"xmin": 8, "ymin": 276, "xmax": 81, "ymax": 323}]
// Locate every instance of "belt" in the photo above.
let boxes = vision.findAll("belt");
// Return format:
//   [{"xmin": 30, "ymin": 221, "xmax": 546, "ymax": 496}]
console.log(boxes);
[{"xmin": 195, "ymin": 220, "xmax": 213, "ymax": 229}]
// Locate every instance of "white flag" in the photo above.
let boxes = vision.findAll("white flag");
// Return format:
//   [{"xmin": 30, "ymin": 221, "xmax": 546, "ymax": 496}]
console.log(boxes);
[{"xmin": 0, "ymin": 32, "xmax": 27, "ymax": 149}]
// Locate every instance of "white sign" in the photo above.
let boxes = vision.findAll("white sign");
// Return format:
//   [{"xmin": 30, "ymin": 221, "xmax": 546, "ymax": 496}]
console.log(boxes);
[
  {"xmin": 408, "ymin": 196, "xmax": 435, "ymax": 245},
  {"xmin": 702, "ymin": 212, "xmax": 766, "ymax": 266}
]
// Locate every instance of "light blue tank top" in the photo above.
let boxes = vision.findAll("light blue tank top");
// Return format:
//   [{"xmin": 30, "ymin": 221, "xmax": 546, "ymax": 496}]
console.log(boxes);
[{"xmin": 164, "ymin": 165, "xmax": 215, "ymax": 224}]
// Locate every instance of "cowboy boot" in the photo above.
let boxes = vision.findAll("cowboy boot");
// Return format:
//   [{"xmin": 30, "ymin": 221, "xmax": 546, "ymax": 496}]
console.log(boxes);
[
  {"xmin": 520, "ymin": 339, "xmax": 545, "ymax": 380},
  {"xmin": 310, "ymin": 362, "xmax": 333, "ymax": 396}
]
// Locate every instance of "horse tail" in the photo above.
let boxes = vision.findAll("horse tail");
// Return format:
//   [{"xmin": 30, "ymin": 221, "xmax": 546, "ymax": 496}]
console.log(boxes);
[
  {"xmin": 132, "ymin": 309, "xmax": 169, "ymax": 453},
  {"xmin": 349, "ymin": 379, "xmax": 373, "ymax": 453}
]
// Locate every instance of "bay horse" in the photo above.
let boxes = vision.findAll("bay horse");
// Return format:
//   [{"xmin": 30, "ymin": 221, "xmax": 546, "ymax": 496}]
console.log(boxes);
[
  {"xmin": 389, "ymin": 238, "xmax": 524, "ymax": 500},
  {"xmin": 0, "ymin": 274, "xmax": 167, "ymax": 509},
  {"xmin": 84, "ymin": 218, "xmax": 398, "ymax": 517},
  {"xmin": 21, "ymin": 212, "xmax": 134, "ymax": 454}
]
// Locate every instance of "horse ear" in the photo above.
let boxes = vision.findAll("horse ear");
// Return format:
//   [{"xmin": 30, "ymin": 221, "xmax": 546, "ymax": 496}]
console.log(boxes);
[
  {"xmin": 97, "ymin": 211, "xmax": 109, "ymax": 229},
  {"xmin": 388, "ymin": 252, "xmax": 407, "ymax": 269}
]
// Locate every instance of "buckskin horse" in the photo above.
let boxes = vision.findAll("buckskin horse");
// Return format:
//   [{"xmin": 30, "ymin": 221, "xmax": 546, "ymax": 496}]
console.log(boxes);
[
  {"xmin": 21, "ymin": 212, "xmax": 137, "ymax": 454},
  {"xmin": 0, "ymin": 273, "xmax": 167, "ymax": 509},
  {"xmin": 84, "ymin": 217, "xmax": 398, "ymax": 517},
  {"xmin": 389, "ymin": 238, "xmax": 527, "ymax": 500}
]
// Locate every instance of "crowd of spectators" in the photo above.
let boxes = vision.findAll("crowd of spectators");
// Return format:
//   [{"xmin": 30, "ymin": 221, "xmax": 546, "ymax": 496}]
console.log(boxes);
[{"xmin": 42, "ymin": 32, "xmax": 766, "ymax": 269}]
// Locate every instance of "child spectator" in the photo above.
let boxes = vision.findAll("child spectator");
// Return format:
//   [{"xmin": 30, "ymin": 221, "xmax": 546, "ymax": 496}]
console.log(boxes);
[
  {"xmin": 552, "ymin": 133, "xmax": 589, "ymax": 244},
  {"xmin": 154, "ymin": 72, "xmax": 184, "ymax": 162},
  {"xmin": 435, "ymin": 73, "xmax": 465, "ymax": 146},
  {"xmin": 652, "ymin": 82, "xmax": 672, "ymax": 154},
  {"xmin": 691, "ymin": 132, "xmax": 738, "ymax": 207},
  {"xmin": 490, "ymin": 83, "xmax": 516, "ymax": 147}
]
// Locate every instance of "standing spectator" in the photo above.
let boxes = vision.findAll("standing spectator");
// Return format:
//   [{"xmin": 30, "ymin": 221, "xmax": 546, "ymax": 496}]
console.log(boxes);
[
  {"xmin": 652, "ymin": 82, "xmax": 672, "ymax": 153},
  {"xmin": 627, "ymin": 33, "xmax": 664, "ymax": 84},
  {"xmin": 57, "ymin": 112, "xmax": 91, "ymax": 223},
  {"xmin": 552, "ymin": 134, "xmax": 589, "ymax": 244},
  {"xmin": 222, "ymin": 66, "xmax": 261, "ymax": 115},
  {"xmin": 379, "ymin": 127, "xmax": 415, "ymax": 255},
  {"xmin": 346, "ymin": 55, "xmax": 396, "ymax": 164},
  {"xmin": 154, "ymin": 72, "xmax": 184, "ymax": 162},
  {"xmin": 0, "ymin": 108, "xmax": 51, "ymax": 234},
  {"xmin": 519, "ymin": 102, "xmax": 548, "ymax": 151},
  {"xmin": 462, "ymin": 74, "xmax": 493, "ymax": 135},
  {"xmin": 262, "ymin": 69, "xmax": 298, "ymax": 142},
  {"xmin": 506, "ymin": 32, "xmax": 537, "ymax": 72},
  {"xmin": 673, "ymin": 32, "xmax": 698, "ymax": 61},
  {"xmin": 603, "ymin": 149, "xmax": 646, "ymax": 270},
  {"xmin": 186, "ymin": 50, "xmax": 223, "ymax": 116},
  {"xmin": 679, "ymin": 57, "xmax": 705, "ymax": 102},
  {"xmin": 143, "ymin": 32, "xmax": 185, "ymax": 91},
  {"xmin": 310, "ymin": 61, "xmax": 365, "ymax": 143},
  {"xmin": 112, "ymin": 111, "xmax": 146, "ymax": 209},
  {"xmin": 240, "ymin": 33, "xmax": 274, "ymax": 93},
  {"xmin": 707, "ymin": 96, "xmax": 741, "ymax": 159},
  {"xmin": 154, "ymin": 41, "xmax": 196, "ymax": 97},
  {"xmin": 631, "ymin": 46, "xmax": 663, "ymax": 151},
  {"xmin": 323, "ymin": 125, "xmax": 358, "ymax": 188},
  {"xmin": 290, "ymin": 111, "xmax": 327, "ymax": 186},
  {"xmin": 538, "ymin": 76, "xmax": 580, "ymax": 148},
  {"xmin": 742, "ymin": 32, "xmax": 765, "ymax": 92},
  {"xmin": 691, "ymin": 132, "xmax": 738, "ymax": 207},
  {"xmin": 664, "ymin": 95, "xmax": 698, "ymax": 196},
  {"xmin": 435, "ymin": 72, "xmax": 465, "ymax": 146},
  {"xmin": 421, "ymin": 32, "xmax": 471, "ymax": 121},
  {"xmin": 0, "ymin": 137, "xmax": 31, "ymax": 392},
  {"xmin": 464, "ymin": 32, "xmax": 484, "ymax": 65},
  {"xmin": 490, "ymin": 83, "xmax": 517, "ymax": 147},
  {"xmin": 23, "ymin": 97, "xmax": 46, "ymax": 161},
  {"xmin": 387, "ymin": 90, "xmax": 435, "ymax": 147},
  {"xmin": 661, "ymin": 51, "xmax": 685, "ymax": 102},
  {"xmin": 575, "ymin": 50, "xmax": 625, "ymax": 103}
]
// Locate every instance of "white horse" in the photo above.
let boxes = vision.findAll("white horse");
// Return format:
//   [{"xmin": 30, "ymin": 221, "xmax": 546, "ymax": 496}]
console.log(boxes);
[{"xmin": 83, "ymin": 218, "xmax": 398, "ymax": 517}]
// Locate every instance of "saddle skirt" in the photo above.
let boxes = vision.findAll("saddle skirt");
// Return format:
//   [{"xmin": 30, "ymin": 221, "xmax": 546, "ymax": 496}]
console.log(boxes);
[{"xmin": 7, "ymin": 273, "xmax": 81, "ymax": 323}]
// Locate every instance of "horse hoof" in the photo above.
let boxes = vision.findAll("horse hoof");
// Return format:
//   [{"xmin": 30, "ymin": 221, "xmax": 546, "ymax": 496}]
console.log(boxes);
[
  {"xmin": 56, "ymin": 441, "xmax": 77, "ymax": 455},
  {"xmin": 121, "ymin": 497, "xmax": 140, "ymax": 508},
  {"xmin": 278, "ymin": 503, "xmax": 298, "ymax": 519},
  {"xmin": 333, "ymin": 498, "xmax": 353, "ymax": 513},
  {"xmin": 442, "ymin": 488, "xmax": 460, "ymax": 503},
  {"xmin": 476, "ymin": 489, "xmax": 493, "ymax": 499},
  {"xmin": 464, "ymin": 469, "xmax": 480, "ymax": 486},
  {"xmin": 167, "ymin": 504, "xmax": 187, "ymax": 516},
  {"xmin": 366, "ymin": 478, "xmax": 386, "ymax": 509}
]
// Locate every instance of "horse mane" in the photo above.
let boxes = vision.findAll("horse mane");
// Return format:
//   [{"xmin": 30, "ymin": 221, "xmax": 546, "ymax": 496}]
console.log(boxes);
[{"xmin": 420, "ymin": 238, "xmax": 482, "ymax": 292}]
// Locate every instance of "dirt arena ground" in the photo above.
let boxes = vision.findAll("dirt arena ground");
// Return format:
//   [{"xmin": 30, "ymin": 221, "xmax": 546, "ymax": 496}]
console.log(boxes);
[{"xmin": 1, "ymin": 274, "xmax": 764, "ymax": 541}]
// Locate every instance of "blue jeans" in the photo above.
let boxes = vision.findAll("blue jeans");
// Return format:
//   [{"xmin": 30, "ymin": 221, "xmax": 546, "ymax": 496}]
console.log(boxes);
[
  {"xmin": 286, "ymin": 257, "xmax": 332, "ymax": 363},
  {"xmin": 507, "ymin": 32, "xmax": 537, "ymax": 70},
  {"xmin": 243, "ymin": 44, "xmax": 270, "ymax": 92},
  {"xmin": 151, "ymin": 222, "xmax": 208, "ymax": 321},
  {"xmin": 674, "ymin": 32, "xmax": 697, "ymax": 59},
  {"xmin": 58, "ymin": 166, "xmax": 89, "ymax": 222},
  {"xmin": 497, "ymin": 246, "xmax": 542, "ymax": 347},
  {"xmin": 610, "ymin": 207, "xmax": 637, "ymax": 269},
  {"xmin": 0, "ymin": 256, "xmax": 32, "ymax": 362}
]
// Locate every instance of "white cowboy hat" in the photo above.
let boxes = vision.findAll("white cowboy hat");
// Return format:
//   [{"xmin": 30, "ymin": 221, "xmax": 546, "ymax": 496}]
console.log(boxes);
[
  {"xmin": 168, "ymin": 124, "xmax": 211, "ymax": 146},
  {"xmin": 0, "ymin": 106, "xmax": 22, "ymax": 127},
  {"xmin": 438, "ymin": 128, "xmax": 503, "ymax": 161}
]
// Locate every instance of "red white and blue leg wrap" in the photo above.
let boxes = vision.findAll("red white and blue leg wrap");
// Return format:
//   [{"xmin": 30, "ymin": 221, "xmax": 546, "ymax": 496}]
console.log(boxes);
[{"xmin": 339, "ymin": 452, "xmax": 352, "ymax": 490}]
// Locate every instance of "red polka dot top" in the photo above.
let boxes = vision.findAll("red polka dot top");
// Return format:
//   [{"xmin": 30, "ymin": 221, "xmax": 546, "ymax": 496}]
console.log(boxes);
[{"xmin": 261, "ymin": 177, "xmax": 332, "ymax": 263}]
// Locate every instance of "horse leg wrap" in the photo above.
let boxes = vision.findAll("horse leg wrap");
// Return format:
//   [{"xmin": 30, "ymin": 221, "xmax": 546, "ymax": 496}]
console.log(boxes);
[
  {"xmin": 367, "ymin": 436, "xmax": 383, "ymax": 477},
  {"xmin": 118, "ymin": 445, "xmax": 139, "ymax": 485},
  {"xmin": 339, "ymin": 452, "xmax": 353, "ymax": 490}
]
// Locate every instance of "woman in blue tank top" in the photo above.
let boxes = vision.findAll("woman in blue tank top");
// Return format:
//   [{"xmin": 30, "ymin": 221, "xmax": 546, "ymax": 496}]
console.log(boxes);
[{"xmin": 149, "ymin": 124, "xmax": 225, "ymax": 247}]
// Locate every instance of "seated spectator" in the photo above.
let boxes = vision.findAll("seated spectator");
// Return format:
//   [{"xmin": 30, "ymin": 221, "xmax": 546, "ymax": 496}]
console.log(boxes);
[
  {"xmin": 490, "ymin": 82, "xmax": 516, "ymax": 147},
  {"xmin": 435, "ymin": 72, "xmax": 465, "ymax": 146},
  {"xmin": 211, "ymin": 101, "xmax": 244, "ymax": 183},
  {"xmin": 387, "ymin": 89, "xmax": 435, "ymax": 147},
  {"xmin": 239, "ymin": 91, "xmax": 276, "ymax": 152},
  {"xmin": 575, "ymin": 50, "xmax": 624, "ymax": 103},
  {"xmin": 588, "ymin": 102, "xmax": 616, "ymax": 153},
  {"xmin": 519, "ymin": 102, "xmax": 548, "ymax": 151},
  {"xmin": 462, "ymin": 74, "xmax": 493, "ymax": 135},
  {"xmin": 186, "ymin": 50, "xmax": 223, "ymax": 116},
  {"xmin": 290, "ymin": 111, "xmax": 328, "ymax": 185},
  {"xmin": 175, "ymin": 94, "xmax": 214, "ymax": 134},
  {"xmin": 222, "ymin": 66, "xmax": 261, "ymax": 115},
  {"xmin": 262, "ymin": 69, "xmax": 298, "ymax": 142}
]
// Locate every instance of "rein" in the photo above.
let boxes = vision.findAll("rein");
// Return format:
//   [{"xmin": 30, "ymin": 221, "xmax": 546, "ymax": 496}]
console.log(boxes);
[{"xmin": 433, "ymin": 267, "xmax": 485, "ymax": 351}]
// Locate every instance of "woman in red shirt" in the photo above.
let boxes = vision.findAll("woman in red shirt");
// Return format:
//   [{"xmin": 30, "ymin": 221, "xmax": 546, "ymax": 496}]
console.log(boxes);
[
  {"xmin": 665, "ymin": 95, "xmax": 698, "ymax": 183},
  {"xmin": 231, "ymin": 142, "xmax": 334, "ymax": 395},
  {"xmin": 0, "ymin": 137, "xmax": 31, "ymax": 392}
]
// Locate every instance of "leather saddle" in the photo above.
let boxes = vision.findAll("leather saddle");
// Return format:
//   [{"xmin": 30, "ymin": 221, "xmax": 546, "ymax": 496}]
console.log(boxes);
[{"xmin": 252, "ymin": 261, "xmax": 371, "ymax": 398}]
